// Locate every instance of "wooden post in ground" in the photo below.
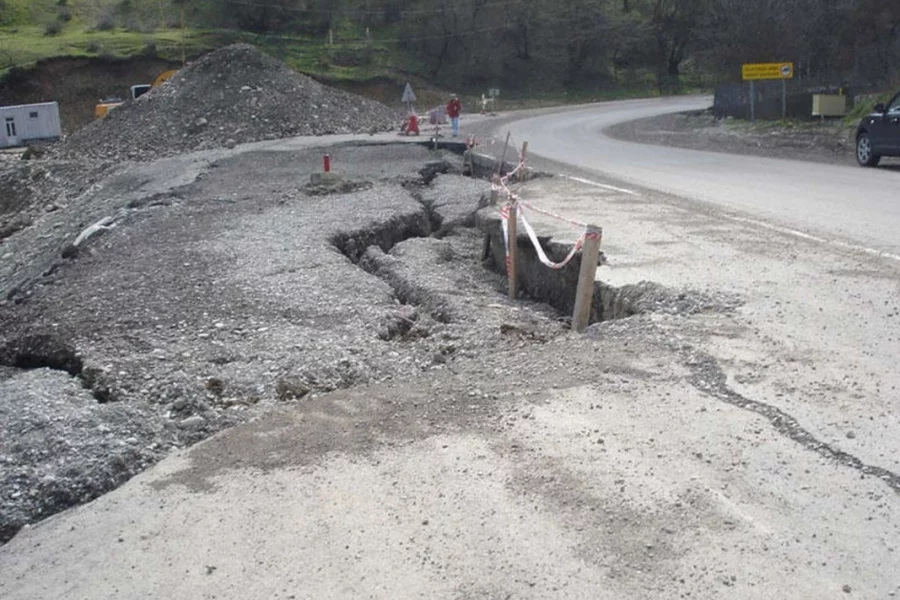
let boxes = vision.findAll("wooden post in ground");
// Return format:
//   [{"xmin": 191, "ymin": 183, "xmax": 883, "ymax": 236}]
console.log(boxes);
[
  {"xmin": 497, "ymin": 131, "xmax": 511, "ymax": 177},
  {"xmin": 482, "ymin": 175, "xmax": 500, "ymax": 262},
  {"xmin": 520, "ymin": 141, "xmax": 529, "ymax": 182},
  {"xmin": 572, "ymin": 226, "xmax": 603, "ymax": 333},
  {"xmin": 507, "ymin": 202, "xmax": 519, "ymax": 300}
]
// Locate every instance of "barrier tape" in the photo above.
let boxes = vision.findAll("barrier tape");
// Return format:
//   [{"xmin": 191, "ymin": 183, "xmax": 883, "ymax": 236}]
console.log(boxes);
[
  {"xmin": 519, "ymin": 209, "xmax": 585, "ymax": 270},
  {"xmin": 492, "ymin": 148, "xmax": 603, "ymax": 274},
  {"xmin": 517, "ymin": 198, "xmax": 589, "ymax": 230}
]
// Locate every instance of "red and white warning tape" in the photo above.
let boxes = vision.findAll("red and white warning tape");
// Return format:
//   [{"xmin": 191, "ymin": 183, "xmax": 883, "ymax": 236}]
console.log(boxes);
[{"xmin": 495, "ymin": 154, "xmax": 601, "ymax": 273}]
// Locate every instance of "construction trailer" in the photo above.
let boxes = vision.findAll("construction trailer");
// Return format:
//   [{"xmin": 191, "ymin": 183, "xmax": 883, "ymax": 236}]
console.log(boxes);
[{"xmin": 0, "ymin": 102, "xmax": 61, "ymax": 148}]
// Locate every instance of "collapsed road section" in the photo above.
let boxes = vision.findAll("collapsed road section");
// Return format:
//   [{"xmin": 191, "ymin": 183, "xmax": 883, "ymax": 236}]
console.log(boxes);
[
  {"xmin": 0, "ymin": 141, "xmax": 573, "ymax": 544},
  {"xmin": 2, "ymin": 139, "xmax": 899, "ymax": 598}
]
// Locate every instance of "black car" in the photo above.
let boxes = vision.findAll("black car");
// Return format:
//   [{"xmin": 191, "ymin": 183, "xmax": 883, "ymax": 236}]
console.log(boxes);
[{"xmin": 856, "ymin": 90, "xmax": 900, "ymax": 166}]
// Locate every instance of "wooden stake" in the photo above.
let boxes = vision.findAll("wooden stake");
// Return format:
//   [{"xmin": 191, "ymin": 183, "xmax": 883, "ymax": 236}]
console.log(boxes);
[
  {"xmin": 572, "ymin": 226, "xmax": 602, "ymax": 333},
  {"xmin": 507, "ymin": 203, "xmax": 518, "ymax": 300},
  {"xmin": 482, "ymin": 174, "xmax": 500, "ymax": 262},
  {"xmin": 497, "ymin": 131, "xmax": 511, "ymax": 176},
  {"xmin": 520, "ymin": 141, "xmax": 529, "ymax": 182}
]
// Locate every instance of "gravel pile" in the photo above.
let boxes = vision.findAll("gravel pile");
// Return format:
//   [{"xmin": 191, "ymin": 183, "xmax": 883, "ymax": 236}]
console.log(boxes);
[{"xmin": 56, "ymin": 44, "xmax": 397, "ymax": 161}]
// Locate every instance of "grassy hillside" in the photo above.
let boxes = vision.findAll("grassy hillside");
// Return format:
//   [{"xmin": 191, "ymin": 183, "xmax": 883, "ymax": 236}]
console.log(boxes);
[{"xmin": 0, "ymin": 0, "xmax": 405, "ymax": 81}]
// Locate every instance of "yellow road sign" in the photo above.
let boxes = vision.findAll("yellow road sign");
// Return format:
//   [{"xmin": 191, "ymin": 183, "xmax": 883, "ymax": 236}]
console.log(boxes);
[{"xmin": 742, "ymin": 62, "xmax": 794, "ymax": 81}]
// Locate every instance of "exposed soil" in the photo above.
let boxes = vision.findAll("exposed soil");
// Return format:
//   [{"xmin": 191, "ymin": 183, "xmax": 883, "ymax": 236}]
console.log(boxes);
[
  {"xmin": 0, "ymin": 55, "xmax": 179, "ymax": 134},
  {"xmin": 605, "ymin": 110, "xmax": 873, "ymax": 167}
]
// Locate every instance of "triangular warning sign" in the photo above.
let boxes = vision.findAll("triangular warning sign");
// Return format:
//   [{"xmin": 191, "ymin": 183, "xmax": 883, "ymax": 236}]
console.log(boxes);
[{"xmin": 401, "ymin": 82, "xmax": 416, "ymax": 103}]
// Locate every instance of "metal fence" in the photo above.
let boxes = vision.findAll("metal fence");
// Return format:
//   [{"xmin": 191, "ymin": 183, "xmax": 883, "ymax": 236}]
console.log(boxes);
[{"xmin": 713, "ymin": 80, "xmax": 883, "ymax": 120}]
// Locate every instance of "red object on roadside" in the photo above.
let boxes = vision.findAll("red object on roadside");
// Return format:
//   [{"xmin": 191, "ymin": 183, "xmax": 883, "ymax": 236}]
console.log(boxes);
[
  {"xmin": 408, "ymin": 114, "xmax": 419, "ymax": 135},
  {"xmin": 324, "ymin": 154, "xmax": 331, "ymax": 172}
]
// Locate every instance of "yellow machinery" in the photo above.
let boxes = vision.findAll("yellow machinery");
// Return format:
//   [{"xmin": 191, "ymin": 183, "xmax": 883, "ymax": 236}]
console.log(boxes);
[{"xmin": 94, "ymin": 69, "xmax": 178, "ymax": 119}]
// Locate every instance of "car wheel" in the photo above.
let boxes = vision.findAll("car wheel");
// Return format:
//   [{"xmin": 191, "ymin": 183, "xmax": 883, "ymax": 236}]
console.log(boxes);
[{"xmin": 856, "ymin": 133, "xmax": 881, "ymax": 167}]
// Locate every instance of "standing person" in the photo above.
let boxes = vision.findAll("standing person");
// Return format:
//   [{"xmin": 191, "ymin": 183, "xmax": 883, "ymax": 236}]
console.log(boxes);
[{"xmin": 447, "ymin": 94, "xmax": 462, "ymax": 137}]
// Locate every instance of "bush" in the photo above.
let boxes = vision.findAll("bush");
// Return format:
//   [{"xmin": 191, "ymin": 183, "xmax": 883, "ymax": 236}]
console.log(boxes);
[
  {"xmin": 141, "ymin": 41, "xmax": 157, "ymax": 57},
  {"xmin": 57, "ymin": 7, "xmax": 72, "ymax": 22},
  {"xmin": 44, "ymin": 20, "xmax": 63, "ymax": 36},
  {"xmin": 96, "ymin": 13, "xmax": 115, "ymax": 31},
  {"xmin": 86, "ymin": 41, "xmax": 102, "ymax": 53},
  {"xmin": 57, "ymin": 0, "xmax": 68, "ymax": 6}
]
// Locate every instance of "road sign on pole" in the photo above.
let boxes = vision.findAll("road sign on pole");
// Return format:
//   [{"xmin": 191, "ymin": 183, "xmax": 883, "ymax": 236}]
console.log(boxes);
[
  {"xmin": 742, "ymin": 62, "xmax": 794, "ymax": 81},
  {"xmin": 741, "ymin": 62, "xmax": 794, "ymax": 122}
]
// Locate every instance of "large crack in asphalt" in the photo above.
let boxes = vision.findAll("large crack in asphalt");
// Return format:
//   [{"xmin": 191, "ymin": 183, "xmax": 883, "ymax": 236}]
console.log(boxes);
[{"xmin": 685, "ymin": 349, "xmax": 900, "ymax": 495}]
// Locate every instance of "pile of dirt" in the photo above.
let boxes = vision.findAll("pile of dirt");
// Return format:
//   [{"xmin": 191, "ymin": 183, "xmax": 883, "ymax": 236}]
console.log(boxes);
[{"xmin": 55, "ymin": 44, "xmax": 398, "ymax": 161}]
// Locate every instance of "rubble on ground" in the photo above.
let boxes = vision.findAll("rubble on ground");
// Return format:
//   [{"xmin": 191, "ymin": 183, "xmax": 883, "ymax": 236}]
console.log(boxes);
[
  {"xmin": 1, "ymin": 143, "xmax": 568, "ymax": 545},
  {"xmin": 55, "ymin": 44, "xmax": 398, "ymax": 161}
]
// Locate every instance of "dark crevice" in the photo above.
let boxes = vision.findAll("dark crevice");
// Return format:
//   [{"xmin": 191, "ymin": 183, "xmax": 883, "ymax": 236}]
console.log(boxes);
[
  {"xmin": 0, "ymin": 334, "xmax": 121, "ymax": 403},
  {"xmin": 685, "ymin": 350, "xmax": 900, "ymax": 495},
  {"xmin": 331, "ymin": 167, "xmax": 459, "ymax": 327},
  {"xmin": 329, "ymin": 209, "xmax": 432, "ymax": 264},
  {"xmin": 402, "ymin": 182, "xmax": 445, "ymax": 236},
  {"xmin": 0, "ymin": 334, "xmax": 83, "ymax": 376}
]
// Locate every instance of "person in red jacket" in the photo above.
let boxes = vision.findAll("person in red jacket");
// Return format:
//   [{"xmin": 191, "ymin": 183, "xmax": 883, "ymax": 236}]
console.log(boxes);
[{"xmin": 447, "ymin": 94, "xmax": 462, "ymax": 137}]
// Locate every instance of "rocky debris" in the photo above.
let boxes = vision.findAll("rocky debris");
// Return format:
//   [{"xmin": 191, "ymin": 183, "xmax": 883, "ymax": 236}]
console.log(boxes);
[
  {"xmin": 419, "ymin": 174, "xmax": 490, "ymax": 235},
  {"xmin": 0, "ymin": 143, "xmax": 565, "ymax": 543},
  {"xmin": 0, "ymin": 160, "xmax": 115, "ymax": 250},
  {"xmin": 602, "ymin": 280, "xmax": 743, "ymax": 319},
  {"xmin": 0, "ymin": 369, "xmax": 176, "ymax": 544},
  {"xmin": 304, "ymin": 173, "xmax": 374, "ymax": 196},
  {"xmin": 56, "ymin": 44, "xmax": 398, "ymax": 161}
]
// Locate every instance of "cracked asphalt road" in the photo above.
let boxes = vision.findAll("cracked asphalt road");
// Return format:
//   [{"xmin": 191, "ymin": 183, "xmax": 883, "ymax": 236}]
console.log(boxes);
[{"xmin": 2, "ymin": 103, "xmax": 900, "ymax": 598}]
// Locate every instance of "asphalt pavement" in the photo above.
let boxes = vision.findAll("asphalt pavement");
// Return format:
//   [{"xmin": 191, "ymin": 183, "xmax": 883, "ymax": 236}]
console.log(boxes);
[{"xmin": 488, "ymin": 96, "xmax": 900, "ymax": 258}]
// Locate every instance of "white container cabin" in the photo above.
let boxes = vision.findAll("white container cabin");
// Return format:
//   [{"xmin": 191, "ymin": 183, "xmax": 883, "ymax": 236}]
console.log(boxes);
[{"xmin": 0, "ymin": 102, "xmax": 62, "ymax": 148}]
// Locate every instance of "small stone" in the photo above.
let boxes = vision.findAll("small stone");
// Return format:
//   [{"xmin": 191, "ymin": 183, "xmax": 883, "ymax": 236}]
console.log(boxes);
[
  {"xmin": 846, "ymin": 431, "xmax": 856, "ymax": 439},
  {"xmin": 842, "ymin": 584, "xmax": 852, "ymax": 594},
  {"xmin": 225, "ymin": 139, "xmax": 236, "ymax": 150},
  {"xmin": 178, "ymin": 415, "xmax": 206, "ymax": 429}
]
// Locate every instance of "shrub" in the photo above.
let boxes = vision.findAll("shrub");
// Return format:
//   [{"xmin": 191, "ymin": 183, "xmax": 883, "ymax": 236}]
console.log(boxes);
[
  {"xmin": 96, "ymin": 13, "xmax": 115, "ymax": 31},
  {"xmin": 86, "ymin": 41, "xmax": 102, "ymax": 53},
  {"xmin": 57, "ymin": 0, "xmax": 68, "ymax": 6},
  {"xmin": 57, "ymin": 7, "xmax": 72, "ymax": 22},
  {"xmin": 44, "ymin": 20, "xmax": 63, "ymax": 36}
]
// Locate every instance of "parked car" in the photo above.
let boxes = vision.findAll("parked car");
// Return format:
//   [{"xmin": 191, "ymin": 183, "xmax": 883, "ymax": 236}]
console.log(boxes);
[{"xmin": 856, "ymin": 90, "xmax": 900, "ymax": 166}]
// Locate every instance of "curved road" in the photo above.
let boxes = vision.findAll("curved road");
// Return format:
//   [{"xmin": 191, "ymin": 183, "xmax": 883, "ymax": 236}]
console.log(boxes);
[{"xmin": 496, "ymin": 96, "xmax": 900, "ymax": 258}]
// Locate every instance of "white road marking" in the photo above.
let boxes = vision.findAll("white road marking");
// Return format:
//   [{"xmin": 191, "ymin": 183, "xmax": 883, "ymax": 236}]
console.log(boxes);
[
  {"xmin": 723, "ymin": 214, "xmax": 900, "ymax": 263},
  {"xmin": 562, "ymin": 174, "xmax": 637, "ymax": 196},
  {"xmin": 561, "ymin": 171, "xmax": 900, "ymax": 264}
]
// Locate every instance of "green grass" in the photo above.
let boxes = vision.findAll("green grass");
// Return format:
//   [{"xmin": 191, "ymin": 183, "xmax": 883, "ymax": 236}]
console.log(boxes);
[
  {"xmin": 0, "ymin": 16, "xmax": 405, "ymax": 83},
  {"xmin": 0, "ymin": 24, "xmax": 221, "ymax": 72}
]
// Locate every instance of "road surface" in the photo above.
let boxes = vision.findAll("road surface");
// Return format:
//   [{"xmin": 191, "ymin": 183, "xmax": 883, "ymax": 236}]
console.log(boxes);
[
  {"xmin": 490, "ymin": 96, "xmax": 900, "ymax": 259},
  {"xmin": 2, "ymin": 100, "xmax": 899, "ymax": 600}
]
